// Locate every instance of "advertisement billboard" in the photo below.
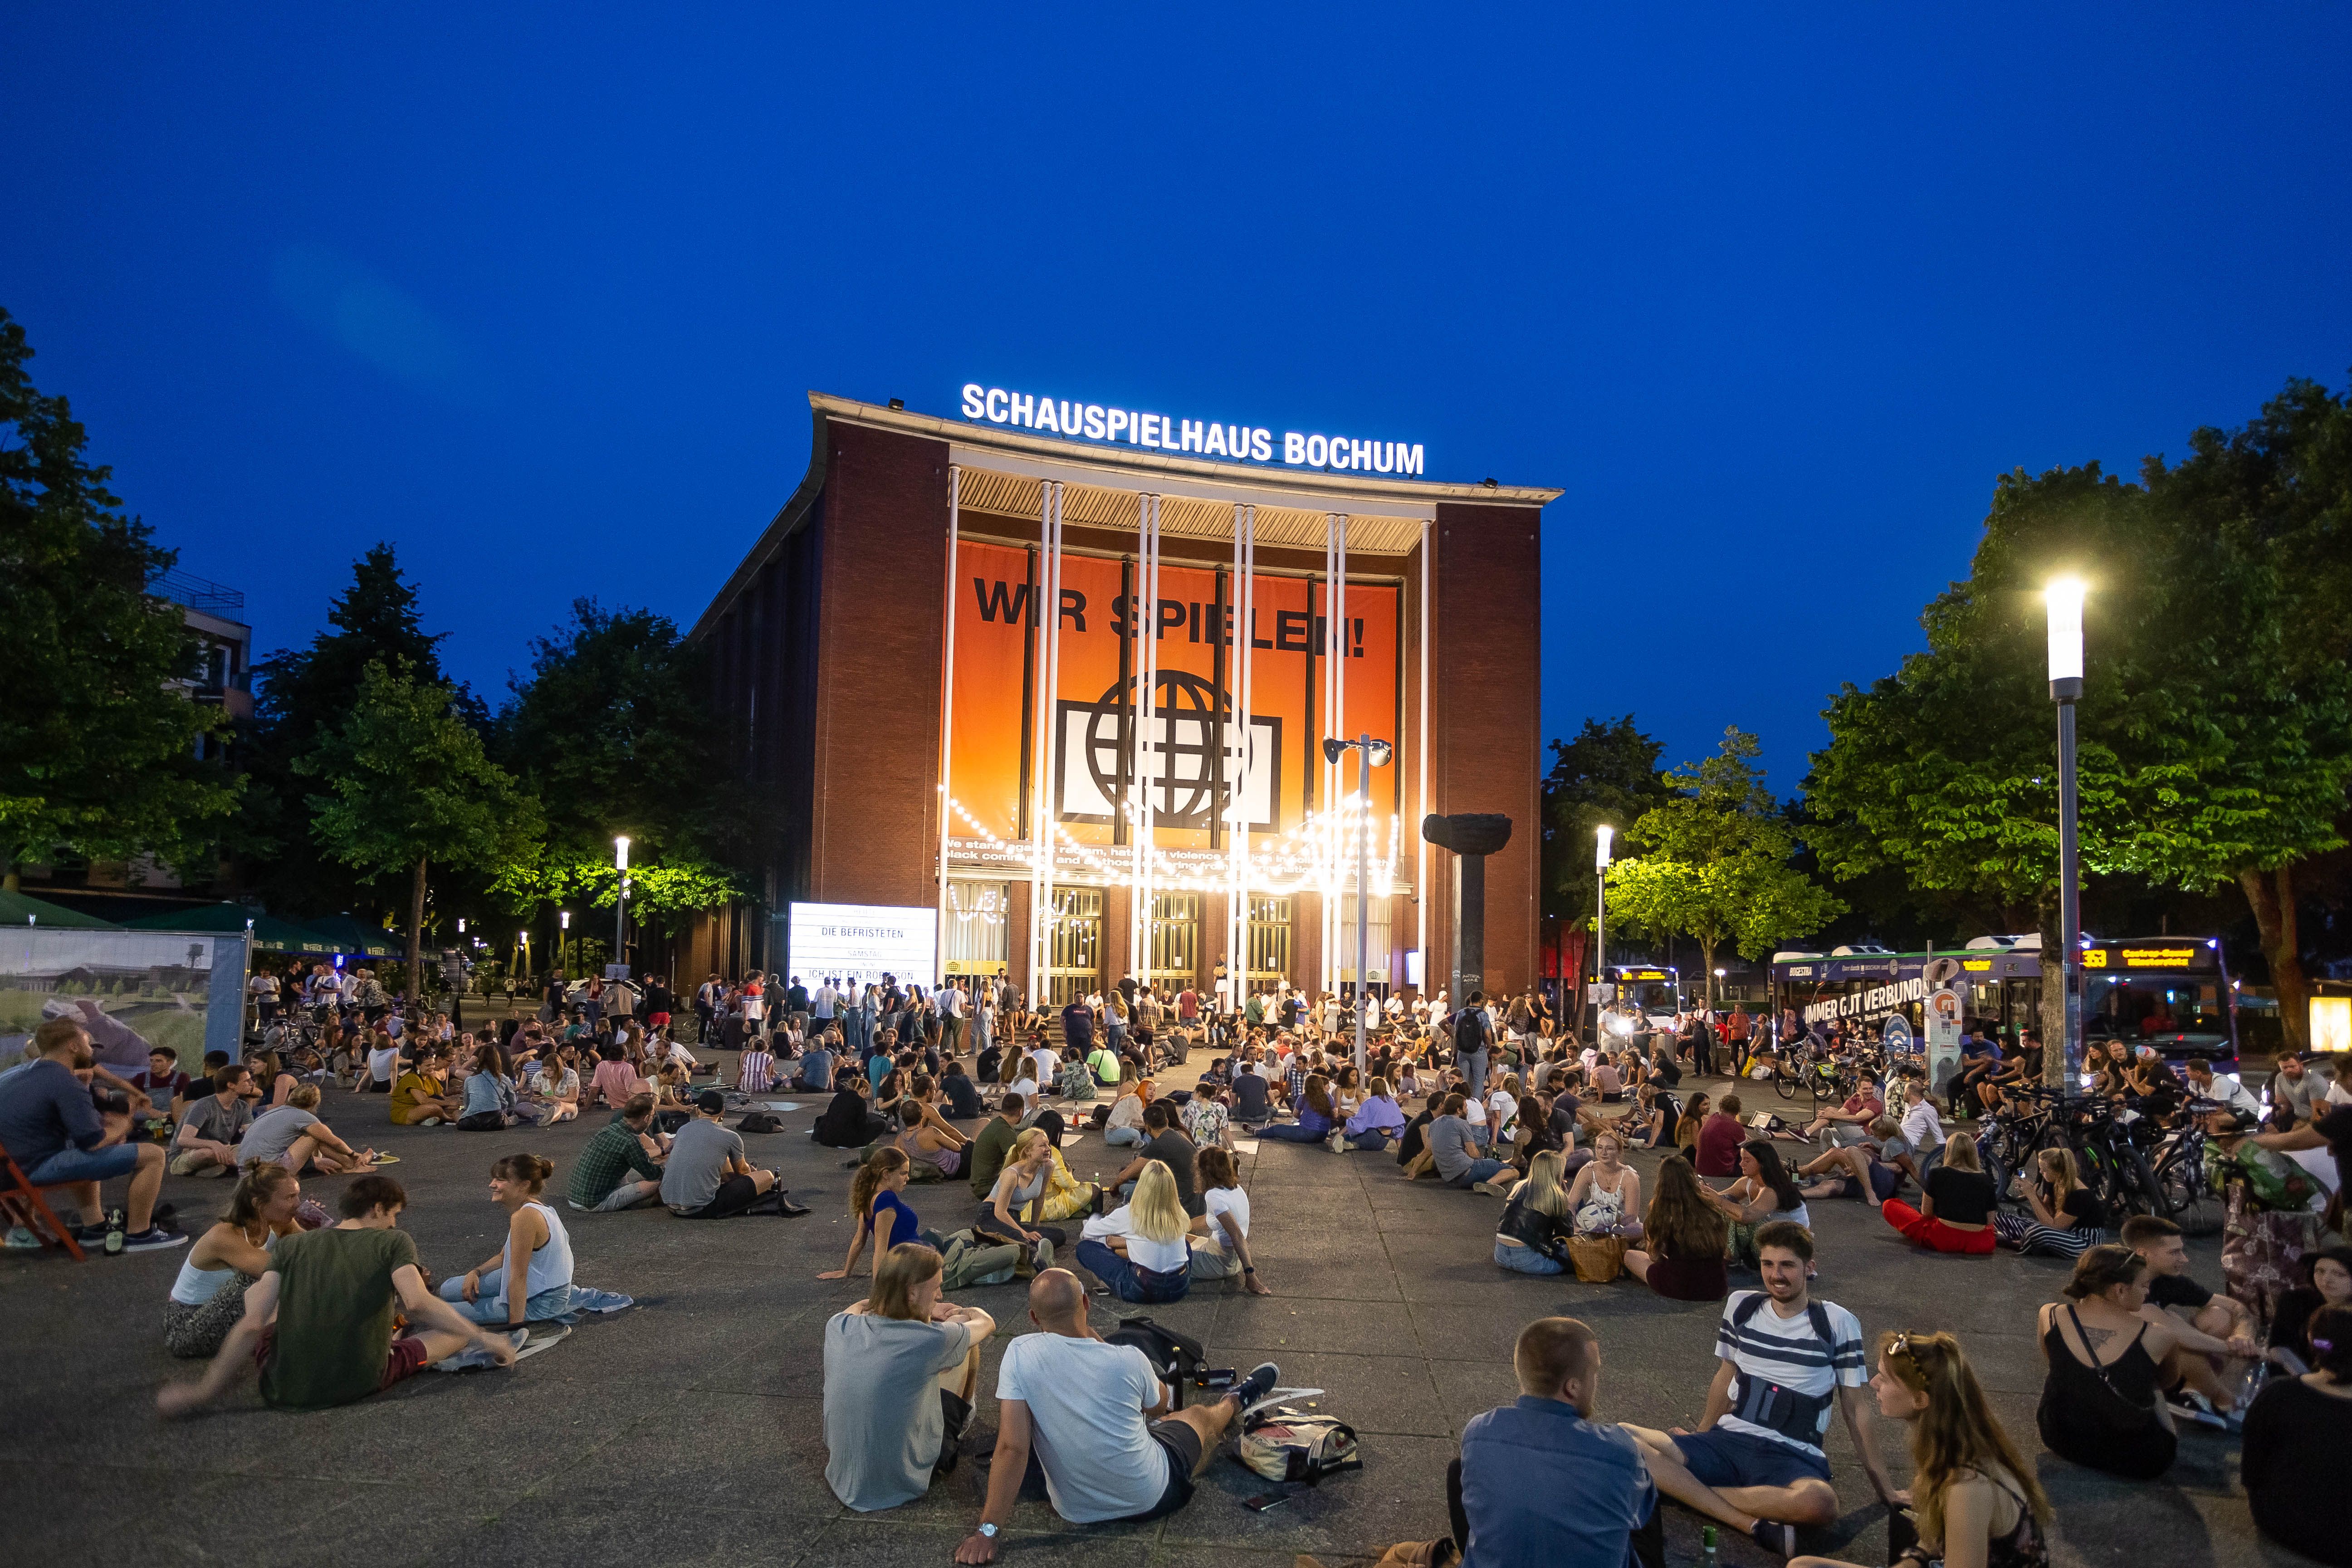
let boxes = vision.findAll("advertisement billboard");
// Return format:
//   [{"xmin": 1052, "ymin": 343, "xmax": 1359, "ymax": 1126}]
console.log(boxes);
[{"xmin": 787, "ymin": 902, "xmax": 939, "ymax": 987}]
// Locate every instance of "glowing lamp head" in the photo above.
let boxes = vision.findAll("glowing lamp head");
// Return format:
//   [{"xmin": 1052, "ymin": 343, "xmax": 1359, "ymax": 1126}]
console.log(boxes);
[
  {"xmin": 2045, "ymin": 578, "xmax": 2086, "ymax": 686},
  {"xmin": 614, "ymin": 835, "xmax": 631, "ymax": 870},
  {"xmin": 1594, "ymin": 824, "xmax": 1615, "ymax": 871}
]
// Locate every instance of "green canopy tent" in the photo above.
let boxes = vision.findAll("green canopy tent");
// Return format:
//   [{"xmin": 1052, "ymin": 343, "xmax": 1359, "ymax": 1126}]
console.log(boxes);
[
  {"xmin": 0, "ymin": 888, "xmax": 118, "ymax": 928},
  {"xmin": 122, "ymin": 901, "xmax": 338, "ymax": 954}
]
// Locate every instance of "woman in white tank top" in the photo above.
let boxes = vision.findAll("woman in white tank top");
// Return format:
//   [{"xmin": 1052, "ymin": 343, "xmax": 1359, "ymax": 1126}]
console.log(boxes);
[
  {"xmin": 164, "ymin": 1162, "xmax": 303, "ymax": 1358},
  {"xmin": 439, "ymin": 1154, "xmax": 578, "ymax": 1325}
]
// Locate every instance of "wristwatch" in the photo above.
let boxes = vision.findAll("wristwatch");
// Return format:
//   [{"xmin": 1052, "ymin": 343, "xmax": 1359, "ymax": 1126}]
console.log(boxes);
[{"xmin": 978, "ymin": 1524, "xmax": 999, "ymax": 1539}]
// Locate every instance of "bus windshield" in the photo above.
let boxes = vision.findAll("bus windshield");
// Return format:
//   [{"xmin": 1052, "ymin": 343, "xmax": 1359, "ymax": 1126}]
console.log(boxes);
[{"xmin": 2085, "ymin": 976, "xmax": 2230, "ymax": 1042}]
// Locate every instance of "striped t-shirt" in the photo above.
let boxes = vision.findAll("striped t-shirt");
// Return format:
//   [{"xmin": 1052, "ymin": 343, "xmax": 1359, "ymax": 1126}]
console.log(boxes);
[{"xmin": 1714, "ymin": 1290, "xmax": 1868, "ymax": 1454}]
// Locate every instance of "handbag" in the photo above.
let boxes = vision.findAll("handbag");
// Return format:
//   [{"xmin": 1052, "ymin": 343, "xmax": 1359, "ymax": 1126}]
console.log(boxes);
[{"xmin": 1567, "ymin": 1234, "xmax": 1628, "ymax": 1283}]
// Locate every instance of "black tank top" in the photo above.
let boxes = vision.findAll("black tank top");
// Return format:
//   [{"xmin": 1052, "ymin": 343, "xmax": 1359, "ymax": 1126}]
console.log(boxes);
[{"xmin": 2036, "ymin": 1304, "xmax": 2175, "ymax": 1480}]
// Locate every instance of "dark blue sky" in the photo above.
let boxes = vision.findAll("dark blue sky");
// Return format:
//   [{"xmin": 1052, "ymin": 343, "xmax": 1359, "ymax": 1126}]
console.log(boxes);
[{"xmin": 6, "ymin": 8, "xmax": 2347, "ymax": 790}]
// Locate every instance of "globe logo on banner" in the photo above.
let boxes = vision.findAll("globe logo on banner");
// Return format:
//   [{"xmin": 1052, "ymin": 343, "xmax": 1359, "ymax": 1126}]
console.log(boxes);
[{"xmin": 1059, "ymin": 673, "xmax": 1283, "ymax": 833}]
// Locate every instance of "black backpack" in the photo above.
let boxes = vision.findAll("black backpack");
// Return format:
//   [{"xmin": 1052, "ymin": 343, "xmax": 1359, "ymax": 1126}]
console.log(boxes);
[
  {"xmin": 1105, "ymin": 1315, "xmax": 1215, "ymax": 1407},
  {"xmin": 1454, "ymin": 1008, "xmax": 1487, "ymax": 1055}
]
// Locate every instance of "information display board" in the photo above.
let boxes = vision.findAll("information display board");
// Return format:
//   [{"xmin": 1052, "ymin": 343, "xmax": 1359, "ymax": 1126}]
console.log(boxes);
[{"xmin": 787, "ymin": 902, "xmax": 939, "ymax": 988}]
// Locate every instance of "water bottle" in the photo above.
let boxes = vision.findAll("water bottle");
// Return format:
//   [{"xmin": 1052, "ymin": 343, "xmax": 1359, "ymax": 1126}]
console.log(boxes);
[
  {"xmin": 105, "ymin": 1206, "xmax": 127, "ymax": 1255},
  {"xmin": 1702, "ymin": 1524, "xmax": 1718, "ymax": 1568}
]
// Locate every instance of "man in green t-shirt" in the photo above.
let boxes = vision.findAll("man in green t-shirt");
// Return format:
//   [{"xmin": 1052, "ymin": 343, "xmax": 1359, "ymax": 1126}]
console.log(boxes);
[
  {"xmin": 157, "ymin": 1175, "xmax": 521, "ymax": 1416},
  {"xmin": 968, "ymin": 1094, "xmax": 1026, "ymax": 1200}
]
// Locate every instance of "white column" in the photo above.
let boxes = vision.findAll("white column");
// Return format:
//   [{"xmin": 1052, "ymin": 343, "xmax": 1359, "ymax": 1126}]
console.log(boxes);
[
  {"xmin": 1032, "ymin": 481, "xmax": 1065, "ymax": 1001},
  {"xmin": 1417, "ymin": 517, "xmax": 1431, "ymax": 990},
  {"xmin": 938, "ymin": 465, "xmax": 961, "ymax": 986}
]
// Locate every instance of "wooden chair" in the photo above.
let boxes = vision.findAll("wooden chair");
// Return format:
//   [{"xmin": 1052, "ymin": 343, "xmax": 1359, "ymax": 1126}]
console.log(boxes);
[{"xmin": 0, "ymin": 1145, "xmax": 88, "ymax": 1260}]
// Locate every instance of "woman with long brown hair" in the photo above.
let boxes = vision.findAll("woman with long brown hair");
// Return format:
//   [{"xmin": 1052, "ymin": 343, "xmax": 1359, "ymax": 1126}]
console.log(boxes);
[
  {"xmin": 2034, "ymin": 1243, "xmax": 2184, "ymax": 1479},
  {"xmin": 819, "ymin": 1147, "xmax": 939, "ymax": 1283},
  {"xmin": 1789, "ymin": 1331, "xmax": 2049, "ymax": 1568},
  {"xmin": 163, "ymin": 1161, "xmax": 303, "ymax": 1358},
  {"xmin": 1624, "ymin": 1155, "xmax": 1728, "ymax": 1301},
  {"xmin": 1262, "ymin": 1072, "xmax": 1338, "ymax": 1143}
]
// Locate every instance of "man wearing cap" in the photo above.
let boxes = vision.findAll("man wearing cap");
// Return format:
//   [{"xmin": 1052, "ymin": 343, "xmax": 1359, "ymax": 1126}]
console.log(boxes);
[{"xmin": 662, "ymin": 1089, "xmax": 791, "ymax": 1218}]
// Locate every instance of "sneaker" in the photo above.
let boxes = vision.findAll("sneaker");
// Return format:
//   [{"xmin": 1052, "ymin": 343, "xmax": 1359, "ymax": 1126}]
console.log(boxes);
[
  {"xmin": 1750, "ymin": 1520, "xmax": 1798, "ymax": 1557},
  {"xmin": 121, "ymin": 1227, "xmax": 189, "ymax": 1253},
  {"xmin": 3, "ymin": 1226, "xmax": 39, "ymax": 1250},
  {"xmin": 778, "ymin": 1196, "xmax": 812, "ymax": 1218},
  {"xmin": 1231, "ymin": 1361, "xmax": 1280, "ymax": 1410}
]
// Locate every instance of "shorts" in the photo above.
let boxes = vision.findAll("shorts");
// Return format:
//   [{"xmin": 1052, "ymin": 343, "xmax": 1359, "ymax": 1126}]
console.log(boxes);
[
  {"xmin": 934, "ymin": 1388, "xmax": 973, "ymax": 1473},
  {"xmin": 27, "ymin": 1142, "xmax": 142, "ymax": 1186},
  {"xmin": 648, "ymin": 1012, "xmax": 672, "ymax": 1029},
  {"xmin": 1022, "ymin": 1418, "xmax": 1195, "ymax": 1522},
  {"xmin": 1672, "ymin": 1428, "xmax": 1831, "ymax": 1491},
  {"xmin": 255, "ymin": 1328, "xmax": 430, "ymax": 1397},
  {"xmin": 676, "ymin": 1172, "xmax": 761, "ymax": 1218}
]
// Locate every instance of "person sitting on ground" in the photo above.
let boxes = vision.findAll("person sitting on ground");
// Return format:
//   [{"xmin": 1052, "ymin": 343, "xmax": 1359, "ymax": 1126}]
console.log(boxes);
[
  {"xmin": 822, "ymin": 1147, "xmax": 945, "ymax": 1282},
  {"xmin": 954, "ymin": 1269, "xmax": 1277, "ymax": 1563},
  {"xmin": 2267, "ymin": 1246, "xmax": 2352, "ymax": 1375},
  {"xmin": 0, "ymin": 1016, "xmax": 183, "ymax": 1250},
  {"xmin": 893, "ymin": 1099, "xmax": 969, "ymax": 1182},
  {"xmin": 972, "ymin": 1127, "xmax": 1070, "ymax": 1273},
  {"xmin": 824, "ymin": 1241, "xmax": 1000, "ymax": 1512},
  {"xmin": 2034, "ymin": 1243, "xmax": 2189, "ymax": 1479},
  {"xmin": 1187, "ymin": 1145, "xmax": 1270, "ymax": 1294},
  {"xmin": 456, "ymin": 1043, "xmax": 523, "ymax": 1130},
  {"xmin": 1494, "ymin": 1148, "xmax": 1577, "ymax": 1276},
  {"xmin": 904, "ymin": 1075, "xmax": 972, "ymax": 1148},
  {"xmin": 873, "ymin": 1068, "xmax": 908, "ymax": 1123},
  {"xmin": 1396, "ymin": 1088, "xmax": 1445, "ymax": 1167},
  {"xmin": 579, "ymin": 1042, "xmax": 640, "ymax": 1113},
  {"xmin": 157, "ymin": 1174, "xmax": 523, "ymax": 1416},
  {"xmin": 241, "ymin": 1083, "xmax": 382, "ymax": 1174},
  {"xmin": 1229, "ymin": 1058, "xmax": 1274, "ymax": 1128},
  {"xmin": 1795, "ymin": 1083, "xmax": 1884, "ymax": 1148},
  {"xmin": 1706, "ymin": 1140, "xmax": 1812, "ymax": 1268},
  {"xmin": 940, "ymin": 1059, "xmax": 985, "ymax": 1119},
  {"xmin": 813, "ymin": 1075, "xmax": 894, "ymax": 1150},
  {"xmin": 2122, "ymin": 1213, "xmax": 2261, "ymax": 1414},
  {"xmin": 1431, "ymin": 1092, "xmax": 1514, "ymax": 1194},
  {"xmin": 1448, "ymin": 1316, "xmax": 1658, "ymax": 1568},
  {"xmin": 1881, "ymin": 1132, "xmax": 1996, "ymax": 1255},
  {"xmin": 1625, "ymin": 1222, "xmax": 1893, "ymax": 1555},
  {"xmin": 1102, "ymin": 1072, "xmax": 1152, "ymax": 1147},
  {"xmin": 170, "ymin": 1062, "xmax": 256, "ymax": 1177},
  {"xmin": 1795, "ymin": 1118, "xmax": 1914, "ymax": 1209},
  {"xmin": 1179, "ymin": 1080, "xmax": 1234, "ymax": 1151},
  {"xmin": 525, "ymin": 1044, "xmax": 582, "ymax": 1124},
  {"xmin": 1261, "ymin": 1071, "xmax": 1338, "ymax": 1143},
  {"xmin": 966, "ymin": 1094, "xmax": 1026, "ymax": 1201},
  {"xmin": 1625, "ymin": 1156, "xmax": 1731, "ymax": 1302},
  {"xmin": 1341, "ymin": 1074, "xmax": 1408, "ymax": 1152},
  {"xmin": 662, "ymin": 1090, "xmax": 787, "ymax": 1218},
  {"xmin": 1897, "ymin": 1080, "xmax": 1946, "ymax": 1175},
  {"xmin": 1675, "ymin": 1090, "xmax": 1712, "ymax": 1160},
  {"xmin": 247, "ymin": 1050, "xmax": 301, "ymax": 1109},
  {"xmin": 1993, "ymin": 1146, "xmax": 2110, "ymax": 1258},
  {"xmin": 129, "ymin": 1044, "xmax": 192, "ymax": 1131},
  {"xmin": 2242, "ymin": 1301, "xmax": 2352, "ymax": 1566},
  {"xmin": 437, "ymin": 1153, "xmax": 628, "ymax": 1353},
  {"xmin": 793, "ymin": 1032, "xmax": 838, "ymax": 1094},
  {"xmin": 1787, "ymin": 1331, "xmax": 2050, "ymax": 1568},
  {"xmin": 1617, "ymin": 1081, "xmax": 1677, "ymax": 1150},
  {"xmin": 1696, "ymin": 1093, "xmax": 1747, "ymax": 1177},
  {"xmin": 1109, "ymin": 1101, "xmax": 1206, "ymax": 1216},
  {"xmin": 165, "ymin": 1161, "xmax": 303, "ymax": 1358},
  {"xmin": 384, "ymin": 1045, "xmax": 455, "ymax": 1126},
  {"xmin": 738, "ymin": 1038, "xmax": 777, "ymax": 1095},
  {"xmin": 1077, "ymin": 1159, "xmax": 1195, "ymax": 1303},
  {"xmin": 567, "ymin": 1092, "xmax": 667, "ymax": 1211},
  {"xmin": 1566, "ymin": 1129, "xmax": 1644, "ymax": 1241}
]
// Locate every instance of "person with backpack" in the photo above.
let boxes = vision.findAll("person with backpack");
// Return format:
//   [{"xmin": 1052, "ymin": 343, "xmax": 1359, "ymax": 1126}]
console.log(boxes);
[
  {"xmin": 1452, "ymin": 990, "xmax": 1496, "ymax": 1099},
  {"xmin": 1622, "ymin": 1221, "xmax": 1894, "ymax": 1555}
]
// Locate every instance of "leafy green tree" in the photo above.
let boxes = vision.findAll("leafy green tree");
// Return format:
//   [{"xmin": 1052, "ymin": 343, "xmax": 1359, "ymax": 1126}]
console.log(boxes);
[
  {"xmin": 242, "ymin": 543, "xmax": 464, "ymax": 917},
  {"xmin": 298, "ymin": 659, "xmax": 543, "ymax": 999},
  {"xmin": 0, "ymin": 307, "xmax": 239, "ymax": 889},
  {"xmin": 1539, "ymin": 716, "xmax": 1669, "ymax": 927},
  {"xmin": 1605, "ymin": 728, "xmax": 1843, "ymax": 983},
  {"xmin": 1810, "ymin": 379, "xmax": 2352, "ymax": 1057}
]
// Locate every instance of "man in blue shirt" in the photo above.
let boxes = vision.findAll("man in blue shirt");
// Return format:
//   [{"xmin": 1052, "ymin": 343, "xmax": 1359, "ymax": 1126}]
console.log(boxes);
[
  {"xmin": 0, "ymin": 1017, "xmax": 184, "ymax": 1251},
  {"xmin": 1061, "ymin": 996, "xmax": 1095, "ymax": 1055},
  {"xmin": 1452, "ymin": 1317, "xmax": 1656, "ymax": 1568}
]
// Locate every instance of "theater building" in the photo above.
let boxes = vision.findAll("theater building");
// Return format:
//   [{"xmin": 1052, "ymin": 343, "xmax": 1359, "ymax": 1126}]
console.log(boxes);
[{"xmin": 673, "ymin": 388, "xmax": 1555, "ymax": 1006}]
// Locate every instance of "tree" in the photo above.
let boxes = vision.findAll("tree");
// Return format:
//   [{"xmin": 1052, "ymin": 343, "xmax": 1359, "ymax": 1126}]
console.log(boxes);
[
  {"xmin": 0, "ymin": 307, "xmax": 239, "ymax": 889},
  {"xmin": 242, "ymin": 543, "xmax": 464, "ymax": 917},
  {"xmin": 1540, "ymin": 716, "xmax": 1669, "ymax": 927},
  {"xmin": 1809, "ymin": 380, "xmax": 2352, "ymax": 1059},
  {"xmin": 489, "ymin": 601, "xmax": 751, "ymax": 946},
  {"xmin": 297, "ymin": 659, "xmax": 543, "ymax": 999},
  {"xmin": 1605, "ymin": 728, "xmax": 1843, "ymax": 983}
]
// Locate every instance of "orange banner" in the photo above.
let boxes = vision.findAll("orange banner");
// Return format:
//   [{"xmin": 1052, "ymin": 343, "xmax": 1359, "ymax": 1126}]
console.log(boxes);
[{"xmin": 945, "ymin": 540, "xmax": 1400, "ymax": 856}]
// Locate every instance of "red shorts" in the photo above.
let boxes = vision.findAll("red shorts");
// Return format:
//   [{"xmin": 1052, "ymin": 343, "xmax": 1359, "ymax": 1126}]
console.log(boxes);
[
  {"xmin": 255, "ymin": 1329, "xmax": 432, "ymax": 1393},
  {"xmin": 648, "ymin": 1012, "xmax": 672, "ymax": 1028}
]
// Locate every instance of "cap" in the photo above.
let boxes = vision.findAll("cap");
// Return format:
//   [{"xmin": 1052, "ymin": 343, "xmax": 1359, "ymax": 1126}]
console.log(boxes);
[{"xmin": 696, "ymin": 1089, "xmax": 725, "ymax": 1114}]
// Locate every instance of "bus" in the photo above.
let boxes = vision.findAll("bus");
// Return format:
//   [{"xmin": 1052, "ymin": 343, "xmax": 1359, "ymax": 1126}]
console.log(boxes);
[
  {"xmin": 1604, "ymin": 965, "xmax": 1684, "ymax": 1023},
  {"xmin": 1769, "ymin": 936, "xmax": 2239, "ymax": 1072}
]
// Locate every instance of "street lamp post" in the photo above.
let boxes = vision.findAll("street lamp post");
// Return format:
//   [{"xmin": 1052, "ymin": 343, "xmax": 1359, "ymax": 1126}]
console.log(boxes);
[
  {"xmin": 1714, "ymin": 966, "xmax": 1726, "ymax": 1009},
  {"xmin": 559, "ymin": 909, "xmax": 570, "ymax": 980},
  {"xmin": 614, "ymin": 836, "xmax": 632, "ymax": 979},
  {"xmin": 2046, "ymin": 578, "xmax": 2085, "ymax": 1091},
  {"xmin": 1593, "ymin": 826, "xmax": 1614, "ymax": 1046},
  {"xmin": 1323, "ymin": 733, "xmax": 1393, "ymax": 1077}
]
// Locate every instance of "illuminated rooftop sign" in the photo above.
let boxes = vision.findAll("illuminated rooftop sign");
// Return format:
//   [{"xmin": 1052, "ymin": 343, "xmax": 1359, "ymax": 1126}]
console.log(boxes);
[{"xmin": 959, "ymin": 383, "xmax": 1425, "ymax": 476}]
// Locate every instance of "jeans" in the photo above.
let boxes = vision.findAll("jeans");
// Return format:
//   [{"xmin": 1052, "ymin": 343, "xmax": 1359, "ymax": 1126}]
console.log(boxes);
[
  {"xmin": 1447, "ymin": 1157, "xmax": 1508, "ymax": 1188},
  {"xmin": 1104, "ymin": 1126, "xmax": 1147, "ymax": 1147},
  {"xmin": 1344, "ymin": 1128, "xmax": 1394, "ymax": 1151},
  {"xmin": 1076, "ymin": 1238, "xmax": 1190, "ymax": 1303},
  {"xmin": 572, "ymin": 1182, "xmax": 660, "ymax": 1212},
  {"xmin": 27, "ymin": 1143, "xmax": 141, "ymax": 1186},
  {"xmin": 1259, "ymin": 1123, "xmax": 1329, "ymax": 1143},
  {"xmin": 1494, "ymin": 1239, "xmax": 1564, "ymax": 1275},
  {"xmin": 1463, "ymin": 1049, "xmax": 1489, "ymax": 1099},
  {"xmin": 437, "ymin": 1278, "xmax": 577, "ymax": 1324}
]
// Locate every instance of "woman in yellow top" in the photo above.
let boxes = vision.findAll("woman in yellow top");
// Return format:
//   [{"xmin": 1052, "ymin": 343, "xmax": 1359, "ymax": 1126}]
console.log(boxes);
[{"xmin": 390, "ymin": 1050, "xmax": 462, "ymax": 1125}]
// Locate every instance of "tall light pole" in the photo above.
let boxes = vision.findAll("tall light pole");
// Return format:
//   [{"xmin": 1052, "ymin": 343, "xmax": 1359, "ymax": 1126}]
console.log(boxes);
[
  {"xmin": 558, "ymin": 909, "xmax": 570, "ymax": 979},
  {"xmin": 1714, "ymin": 966, "xmax": 1726, "ymax": 1009},
  {"xmin": 1323, "ymin": 733, "xmax": 1393, "ymax": 1076},
  {"xmin": 613, "ymin": 836, "xmax": 632, "ymax": 979},
  {"xmin": 1593, "ymin": 825, "xmax": 1614, "ymax": 1045},
  {"xmin": 2046, "ymin": 579, "xmax": 2085, "ymax": 1090}
]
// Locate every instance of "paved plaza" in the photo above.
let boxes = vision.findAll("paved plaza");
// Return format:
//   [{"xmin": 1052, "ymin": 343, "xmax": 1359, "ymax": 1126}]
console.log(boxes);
[{"xmin": 0, "ymin": 1057, "xmax": 2289, "ymax": 1568}]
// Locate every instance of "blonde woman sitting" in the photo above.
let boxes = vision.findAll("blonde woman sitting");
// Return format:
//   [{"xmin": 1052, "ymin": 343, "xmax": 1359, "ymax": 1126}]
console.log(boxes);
[
  {"xmin": 1564, "ymin": 1129, "xmax": 1643, "ymax": 1240},
  {"xmin": 1076, "ymin": 1160, "xmax": 1193, "ymax": 1303},
  {"xmin": 1493, "ymin": 1149, "xmax": 1576, "ymax": 1276}
]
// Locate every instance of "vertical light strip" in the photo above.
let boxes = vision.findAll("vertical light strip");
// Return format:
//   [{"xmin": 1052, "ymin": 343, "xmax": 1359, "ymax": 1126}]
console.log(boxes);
[
  {"xmin": 1140, "ymin": 492, "xmax": 1162, "ymax": 988},
  {"xmin": 1417, "ymin": 517, "xmax": 1432, "ymax": 992},
  {"xmin": 1034, "ymin": 481, "xmax": 1065, "ymax": 997},
  {"xmin": 938, "ymin": 464, "xmax": 960, "ymax": 986},
  {"xmin": 1130, "ymin": 491, "xmax": 1148, "ymax": 981},
  {"xmin": 1335, "ymin": 510, "xmax": 1350, "ymax": 992}
]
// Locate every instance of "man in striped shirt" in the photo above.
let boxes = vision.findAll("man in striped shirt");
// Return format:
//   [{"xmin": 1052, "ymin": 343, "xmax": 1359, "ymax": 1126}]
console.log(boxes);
[
  {"xmin": 739, "ymin": 1043, "xmax": 776, "ymax": 1094},
  {"xmin": 1620, "ymin": 1221, "xmax": 1893, "ymax": 1556}
]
